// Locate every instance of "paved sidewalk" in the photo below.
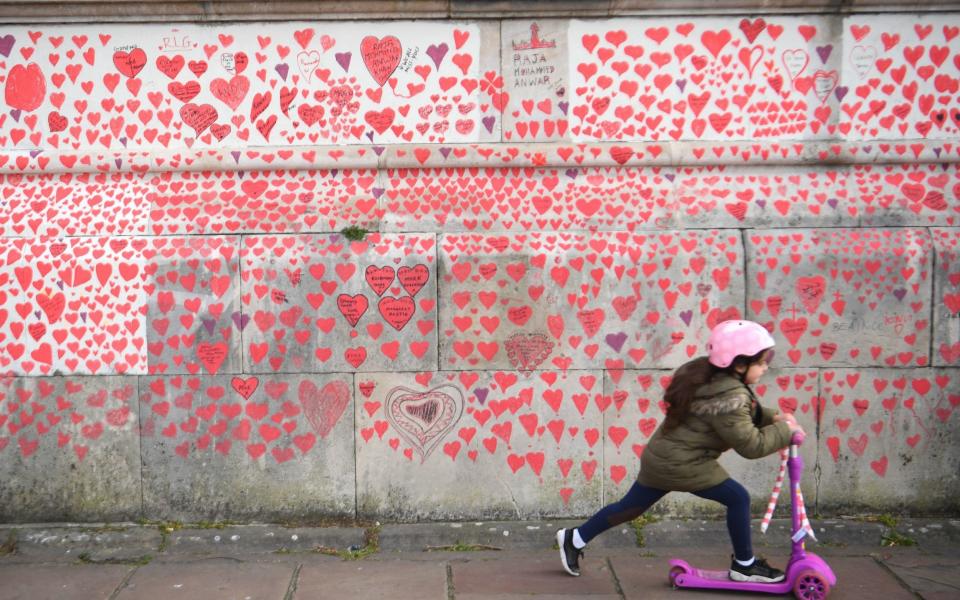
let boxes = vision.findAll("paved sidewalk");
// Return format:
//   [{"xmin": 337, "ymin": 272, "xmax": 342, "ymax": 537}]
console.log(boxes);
[{"xmin": 1, "ymin": 518, "xmax": 958, "ymax": 599}]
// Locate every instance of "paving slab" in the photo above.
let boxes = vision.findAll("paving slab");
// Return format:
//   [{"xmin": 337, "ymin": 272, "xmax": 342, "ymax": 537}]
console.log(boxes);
[
  {"xmin": 113, "ymin": 558, "xmax": 295, "ymax": 600},
  {"xmin": 295, "ymin": 557, "xmax": 448, "ymax": 599},
  {"xmin": 879, "ymin": 553, "xmax": 960, "ymax": 600},
  {"xmin": 0, "ymin": 563, "xmax": 131, "ymax": 600},
  {"xmin": 451, "ymin": 553, "xmax": 620, "ymax": 598}
]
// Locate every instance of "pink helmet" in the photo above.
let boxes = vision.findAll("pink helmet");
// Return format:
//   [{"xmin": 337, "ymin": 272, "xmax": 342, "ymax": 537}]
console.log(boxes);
[{"xmin": 707, "ymin": 320, "xmax": 775, "ymax": 368}]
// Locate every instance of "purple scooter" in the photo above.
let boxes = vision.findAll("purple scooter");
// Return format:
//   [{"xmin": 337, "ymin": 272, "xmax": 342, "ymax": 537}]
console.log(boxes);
[{"xmin": 668, "ymin": 433, "xmax": 837, "ymax": 599}]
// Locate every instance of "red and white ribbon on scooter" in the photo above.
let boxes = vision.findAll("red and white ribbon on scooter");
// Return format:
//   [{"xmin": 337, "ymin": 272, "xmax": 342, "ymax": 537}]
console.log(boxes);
[{"xmin": 761, "ymin": 448, "xmax": 817, "ymax": 542}]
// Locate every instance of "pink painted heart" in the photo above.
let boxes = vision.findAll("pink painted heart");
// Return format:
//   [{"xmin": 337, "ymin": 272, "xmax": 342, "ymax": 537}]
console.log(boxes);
[{"xmin": 299, "ymin": 379, "xmax": 350, "ymax": 439}]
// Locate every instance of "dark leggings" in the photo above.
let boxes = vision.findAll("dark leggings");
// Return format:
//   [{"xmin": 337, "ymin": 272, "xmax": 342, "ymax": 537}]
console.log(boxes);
[{"xmin": 576, "ymin": 478, "xmax": 753, "ymax": 561}]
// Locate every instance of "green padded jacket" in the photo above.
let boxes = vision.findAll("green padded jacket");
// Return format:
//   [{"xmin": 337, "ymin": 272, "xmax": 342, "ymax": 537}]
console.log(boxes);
[{"xmin": 636, "ymin": 370, "xmax": 792, "ymax": 492}]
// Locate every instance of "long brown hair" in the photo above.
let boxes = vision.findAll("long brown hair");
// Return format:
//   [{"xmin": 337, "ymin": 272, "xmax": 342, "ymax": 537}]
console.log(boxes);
[{"xmin": 662, "ymin": 349, "xmax": 769, "ymax": 430}]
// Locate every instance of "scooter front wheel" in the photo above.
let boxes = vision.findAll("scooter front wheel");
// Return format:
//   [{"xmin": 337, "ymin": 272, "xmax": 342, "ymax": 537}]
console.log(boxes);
[
  {"xmin": 793, "ymin": 569, "xmax": 830, "ymax": 599},
  {"xmin": 668, "ymin": 565, "xmax": 686, "ymax": 588}
]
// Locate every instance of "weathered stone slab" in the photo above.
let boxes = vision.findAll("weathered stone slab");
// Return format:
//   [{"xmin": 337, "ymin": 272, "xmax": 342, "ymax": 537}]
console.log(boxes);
[
  {"xmin": 139, "ymin": 373, "xmax": 355, "ymax": 521},
  {"xmin": 240, "ymin": 233, "xmax": 438, "ymax": 372},
  {"xmin": 114, "ymin": 559, "xmax": 294, "ymax": 599},
  {"xmin": 818, "ymin": 368, "xmax": 960, "ymax": 512},
  {"xmin": 853, "ymin": 165, "xmax": 960, "ymax": 228},
  {"xmin": 0, "ymin": 526, "xmax": 160, "ymax": 563},
  {"xmin": 0, "ymin": 172, "xmax": 149, "ymax": 237},
  {"xmin": 146, "ymin": 236, "xmax": 243, "ymax": 376},
  {"xmin": 674, "ymin": 166, "xmax": 848, "ymax": 229},
  {"xmin": 0, "ymin": 563, "xmax": 131, "ymax": 600},
  {"xmin": 452, "ymin": 554, "xmax": 620, "ymax": 598},
  {"xmin": 843, "ymin": 14, "xmax": 960, "ymax": 142},
  {"xmin": 381, "ymin": 166, "xmax": 673, "ymax": 232},
  {"xmin": 0, "ymin": 22, "xmax": 490, "ymax": 153},
  {"xmin": 0, "ymin": 237, "xmax": 149, "ymax": 375},
  {"xmin": 356, "ymin": 370, "xmax": 604, "ymax": 520},
  {"xmin": 601, "ymin": 369, "xmax": 818, "ymax": 516},
  {"xmin": 932, "ymin": 228, "xmax": 960, "ymax": 366},
  {"xmin": 745, "ymin": 228, "xmax": 932, "ymax": 368},
  {"xmin": 881, "ymin": 552, "xmax": 960, "ymax": 600},
  {"xmin": 0, "ymin": 377, "xmax": 141, "ymax": 522},
  {"xmin": 298, "ymin": 558, "xmax": 449, "ymax": 599},
  {"xmin": 566, "ymin": 15, "xmax": 839, "ymax": 142},
  {"xmin": 502, "ymin": 19, "xmax": 570, "ymax": 143},
  {"xmin": 146, "ymin": 169, "xmax": 381, "ymax": 235},
  {"xmin": 439, "ymin": 231, "xmax": 744, "ymax": 371}
]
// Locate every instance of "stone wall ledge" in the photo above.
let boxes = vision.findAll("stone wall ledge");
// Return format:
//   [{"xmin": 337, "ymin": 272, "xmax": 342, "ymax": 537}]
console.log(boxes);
[
  {"xmin": 2, "ymin": 1, "xmax": 959, "ymax": 23},
  {"xmin": 4, "ymin": 139, "xmax": 959, "ymax": 175}
]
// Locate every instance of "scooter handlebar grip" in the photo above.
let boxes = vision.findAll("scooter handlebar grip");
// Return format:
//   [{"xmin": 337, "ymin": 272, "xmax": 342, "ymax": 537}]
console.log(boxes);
[{"xmin": 791, "ymin": 432, "xmax": 805, "ymax": 445}]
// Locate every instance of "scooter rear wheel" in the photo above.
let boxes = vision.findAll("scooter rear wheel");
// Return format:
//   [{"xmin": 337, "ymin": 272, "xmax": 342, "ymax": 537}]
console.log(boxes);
[
  {"xmin": 793, "ymin": 569, "xmax": 830, "ymax": 599},
  {"xmin": 668, "ymin": 566, "xmax": 686, "ymax": 588}
]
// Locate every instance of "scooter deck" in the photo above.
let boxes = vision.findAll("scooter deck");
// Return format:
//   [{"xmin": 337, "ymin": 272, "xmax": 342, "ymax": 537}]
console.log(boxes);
[{"xmin": 670, "ymin": 562, "xmax": 792, "ymax": 594}]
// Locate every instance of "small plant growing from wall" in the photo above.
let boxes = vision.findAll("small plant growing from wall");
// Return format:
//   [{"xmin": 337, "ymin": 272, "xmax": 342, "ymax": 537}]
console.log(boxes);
[{"xmin": 341, "ymin": 225, "xmax": 368, "ymax": 241}]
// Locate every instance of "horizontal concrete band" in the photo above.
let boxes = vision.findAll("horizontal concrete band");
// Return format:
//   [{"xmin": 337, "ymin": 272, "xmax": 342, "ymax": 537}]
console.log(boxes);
[
  {"xmin": 2, "ymin": 1, "xmax": 959, "ymax": 23},
  {"xmin": 5, "ymin": 140, "xmax": 960, "ymax": 175}
]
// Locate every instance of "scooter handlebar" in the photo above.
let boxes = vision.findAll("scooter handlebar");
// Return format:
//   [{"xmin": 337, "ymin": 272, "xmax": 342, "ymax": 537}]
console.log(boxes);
[{"xmin": 791, "ymin": 431, "xmax": 806, "ymax": 446}]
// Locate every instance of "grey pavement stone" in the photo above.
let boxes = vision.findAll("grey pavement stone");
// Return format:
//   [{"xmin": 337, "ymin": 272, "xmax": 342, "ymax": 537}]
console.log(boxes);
[
  {"xmin": 113, "ymin": 558, "xmax": 295, "ymax": 599},
  {"xmin": 296, "ymin": 557, "xmax": 448, "ymax": 599},
  {"xmin": 451, "ymin": 553, "xmax": 620, "ymax": 598},
  {"xmin": 879, "ymin": 552, "xmax": 960, "ymax": 600},
  {"xmin": 0, "ymin": 563, "xmax": 132, "ymax": 600}
]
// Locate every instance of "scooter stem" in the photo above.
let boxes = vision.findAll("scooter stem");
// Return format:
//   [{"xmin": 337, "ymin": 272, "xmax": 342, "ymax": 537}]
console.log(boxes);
[{"xmin": 788, "ymin": 442, "xmax": 807, "ymax": 560}]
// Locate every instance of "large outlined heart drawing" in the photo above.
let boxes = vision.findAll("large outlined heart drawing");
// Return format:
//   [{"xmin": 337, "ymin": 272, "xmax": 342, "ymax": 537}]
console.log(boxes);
[{"xmin": 385, "ymin": 384, "xmax": 463, "ymax": 462}]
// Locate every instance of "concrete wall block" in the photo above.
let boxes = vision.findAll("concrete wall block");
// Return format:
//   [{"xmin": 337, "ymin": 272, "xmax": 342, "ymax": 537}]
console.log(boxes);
[
  {"xmin": 0, "ymin": 237, "xmax": 149, "ymax": 375},
  {"xmin": 139, "ymin": 373, "xmax": 355, "ymax": 521},
  {"xmin": 147, "ymin": 169, "xmax": 381, "ymax": 235},
  {"xmin": 842, "ymin": 14, "xmax": 960, "ymax": 142},
  {"xmin": 381, "ymin": 166, "xmax": 674, "ymax": 232},
  {"xmin": 602, "ymin": 368, "xmax": 818, "ymax": 516},
  {"xmin": 146, "ymin": 236, "xmax": 243, "ymax": 376},
  {"xmin": 932, "ymin": 228, "xmax": 960, "ymax": 366},
  {"xmin": 439, "ymin": 230, "xmax": 745, "ymax": 371},
  {"xmin": 852, "ymin": 164, "xmax": 960, "ymax": 227},
  {"xmin": 240, "ymin": 233, "xmax": 438, "ymax": 373},
  {"xmin": 565, "ymin": 15, "xmax": 841, "ymax": 143},
  {"xmin": 745, "ymin": 228, "xmax": 932, "ymax": 368},
  {"xmin": 0, "ymin": 376, "xmax": 141, "ymax": 522},
  {"xmin": 674, "ymin": 166, "xmax": 848, "ymax": 228},
  {"xmin": 356, "ymin": 370, "xmax": 605, "ymax": 520},
  {"xmin": 502, "ymin": 19, "xmax": 570, "ymax": 143},
  {"xmin": 0, "ymin": 21, "xmax": 489, "ymax": 153},
  {"xmin": 0, "ymin": 172, "xmax": 150, "ymax": 237},
  {"xmin": 817, "ymin": 368, "xmax": 960, "ymax": 512}
]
